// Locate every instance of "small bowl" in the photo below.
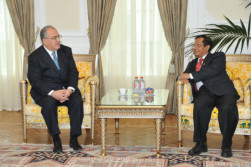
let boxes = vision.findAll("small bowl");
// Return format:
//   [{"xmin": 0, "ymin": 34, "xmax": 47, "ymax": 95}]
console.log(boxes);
[
  {"xmin": 118, "ymin": 88, "xmax": 127, "ymax": 95},
  {"xmin": 145, "ymin": 87, "xmax": 154, "ymax": 95}
]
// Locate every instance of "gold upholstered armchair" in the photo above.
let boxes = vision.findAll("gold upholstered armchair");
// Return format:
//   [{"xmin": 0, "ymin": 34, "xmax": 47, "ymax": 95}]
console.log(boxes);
[
  {"xmin": 20, "ymin": 54, "xmax": 99, "ymax": 143},
  {"xmin": 177, "ymin": 54, "xmax": 251, "ymax": 146}
]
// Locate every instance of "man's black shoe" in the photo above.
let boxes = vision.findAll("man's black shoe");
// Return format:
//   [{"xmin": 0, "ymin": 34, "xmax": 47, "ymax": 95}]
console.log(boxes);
[
  {"xmin": 53, "ymin": 141, "xmax": 63, "ymax": 153},
  {"xmin": 69, "ymin": 136, "xmax": 82, "ymax": 151},
  {"xmin": 188, "ymin": 142, "xmax": 207, "ymax": 155},
  {"xmin": 221, "ymin": 148, "xmax": 232, "ymax": 158}
]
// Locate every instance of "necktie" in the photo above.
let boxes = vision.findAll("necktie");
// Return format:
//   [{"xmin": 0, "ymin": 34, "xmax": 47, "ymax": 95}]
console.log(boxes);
[
  {"xmin": 52, "ymin": 51, "xmax": 60, "ymax": 70},
  {"xmin": 196, "ymin": 58, "xmax": 204, "ymax": 71},
  {"xmin": 194, "ymin": 58, "xmax": 204, "ymax": 92}
]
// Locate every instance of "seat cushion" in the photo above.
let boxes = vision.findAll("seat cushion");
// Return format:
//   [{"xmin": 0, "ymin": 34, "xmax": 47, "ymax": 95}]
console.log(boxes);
[
  {"xmin": 26, "ymin": 115, "xmax": 91, "ymax": 128},
  {"xmin": 180, "ymin": 102, "xmax": 250, "ymax": 119},
  {"xmin": 24, "ymin": 103, "xmax": 91, "ymax": 128},
  {"xmin": 24, "ymin": 103, "xmax": 91, "ymax": 117}
]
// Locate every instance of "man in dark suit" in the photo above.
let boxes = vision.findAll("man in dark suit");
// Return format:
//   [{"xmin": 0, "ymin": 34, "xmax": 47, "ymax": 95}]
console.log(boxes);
[
  {"xmin": 179, "ymin": 35, "xmax": 239, "ymax": 158},
  {"xmin": 28, "ymin": 25, "xmax": 83, "ymax": 153}
]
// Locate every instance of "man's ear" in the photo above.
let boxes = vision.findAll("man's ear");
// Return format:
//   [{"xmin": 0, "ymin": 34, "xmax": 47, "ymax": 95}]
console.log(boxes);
[
  {"xmin": 206, "ymin": 45, "xmax": 210, "ymax": 52},
  {"xmin": 42, "ymin": 38, "xmax": 46, "ymax": 45}
]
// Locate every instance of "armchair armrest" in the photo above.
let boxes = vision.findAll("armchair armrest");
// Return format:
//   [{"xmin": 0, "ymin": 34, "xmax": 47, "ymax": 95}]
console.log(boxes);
[
  {"xmin": 244, "ymin": 79, "xmax": 251, "ymax": 107},
  {"xmin": 84, "ymin": 76, "xmax": 99, "ymax": 103},
  {"xmin": 84, "ymin": 76, "xmax": 99, "ymax": 141},
  {"xmin": 176, "ymin": 80, "xmax": 184, "ymax": 111},
  {"xmin": 176, "ymin": 80, "xmax": 193, "ymax": 105},
  {"xmin": 19, "ymin": 80, "xmax": 28, "ymax": 111}
]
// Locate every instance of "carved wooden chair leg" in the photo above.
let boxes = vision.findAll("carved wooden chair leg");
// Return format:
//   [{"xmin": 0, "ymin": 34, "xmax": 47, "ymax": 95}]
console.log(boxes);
[
  {"xmin": 244, "ymin": 135, "xmax": 249, "ymax": 141},
  {"xmin": 85, "ymin": 129, "xmax": 91, "ymax": 134},
  {"xmin": 115, "ymin": 118, "xmax": 120, "ymax": 134}
]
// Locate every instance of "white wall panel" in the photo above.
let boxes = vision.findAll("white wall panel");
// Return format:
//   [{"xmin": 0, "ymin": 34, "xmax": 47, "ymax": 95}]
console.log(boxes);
[{"xmin": 34, "ymin": 0, "xmax": 90, "ymax": 54}]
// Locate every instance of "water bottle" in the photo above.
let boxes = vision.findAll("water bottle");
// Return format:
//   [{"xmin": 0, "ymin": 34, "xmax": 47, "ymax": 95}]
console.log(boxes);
[
  {"xmin": 133, "ymin": 76, "xmax": 140, "ymax": 93},
  {"xmin": 139, "ymin": 77, "xmax": 145, "ymax": 94}
]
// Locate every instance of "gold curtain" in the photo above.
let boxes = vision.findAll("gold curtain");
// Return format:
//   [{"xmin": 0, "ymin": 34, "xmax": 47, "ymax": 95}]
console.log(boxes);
[
  {"xmin": 6, "ymin": 0, "xmax": 35, "ymax": 79},
  {"xmin": 157, "ymin": 0, "xmax": 188, "ymax": 114},
  {"xmin": 87, "ymin": 0, "xmax": 117, "ymax": 99}
]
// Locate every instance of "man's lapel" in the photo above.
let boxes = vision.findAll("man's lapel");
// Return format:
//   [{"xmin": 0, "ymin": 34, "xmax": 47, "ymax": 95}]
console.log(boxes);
[
  {"xmin": 201, "ymin": 53, "xmax": 212, "ymax": 69},
  {"xmin": 192, "ymin": 58, "xmax": 198, "ymax": 71}
]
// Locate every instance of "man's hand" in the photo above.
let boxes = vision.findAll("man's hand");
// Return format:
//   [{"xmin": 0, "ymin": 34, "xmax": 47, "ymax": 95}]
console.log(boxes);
[
  {"xmin": 181, "ymin": 79, "xmax": 189, "ymax": 84},
  {"xmin": 179, "ymin": 73, "xmax": 190, "ymax": 84},
  {"xmin": 51, "ymin": 89, "xmax": 73, "ymax": 103},
  {"xmin": 64, "ymin": 89, "xmax": 73, "ymax": 98},
  {"xmin": 179, "ymin": 73, "xmax": 190, "ymax": 80}
]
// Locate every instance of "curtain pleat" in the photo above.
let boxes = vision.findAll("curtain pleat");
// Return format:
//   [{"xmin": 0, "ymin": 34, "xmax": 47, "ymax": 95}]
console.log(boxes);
[
  {"xmin": 0, "ymin": 0, "xmax": 24, "ymax": 111},
  {"xmin": 6, "ymin": 0, "xmax": 35, "ymax": 79},
  {"xmin": 87, "ymin": 0, "xmax": 117, "ymax": 99},
  {"xmin": 157, "ymin": 0, "xmax": 188, "ymax": 114}
]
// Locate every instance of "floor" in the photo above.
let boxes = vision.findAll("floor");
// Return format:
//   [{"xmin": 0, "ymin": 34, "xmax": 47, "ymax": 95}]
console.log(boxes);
[{"xmin": 0, "ymin": 111, "xmax": 250, "ymax": 151}]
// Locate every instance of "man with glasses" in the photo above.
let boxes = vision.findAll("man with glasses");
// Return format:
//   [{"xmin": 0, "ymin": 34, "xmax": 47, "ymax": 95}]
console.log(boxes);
[
  {"xmin": 28, "ymin": 25, "xmax": 83, "ymax": 153},
  {"xmin": 179, "ymin": 35, "xmax": 239, "ymax": 158}
]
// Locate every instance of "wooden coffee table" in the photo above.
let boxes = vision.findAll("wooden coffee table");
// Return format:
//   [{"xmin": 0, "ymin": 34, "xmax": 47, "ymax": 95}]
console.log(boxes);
[{"xmin": 96, "ymin": 89, "xmax": 169, "ymax": 157}]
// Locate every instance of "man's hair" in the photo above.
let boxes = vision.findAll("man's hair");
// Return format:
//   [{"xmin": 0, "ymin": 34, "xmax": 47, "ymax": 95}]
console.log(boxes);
[
  {"xmin": 40, "ymin": 25, "xmax": 56, "ymax": 40},
  {"xmin": 195, "ymin": 35, "xmax": 213, "ymax": 52}
]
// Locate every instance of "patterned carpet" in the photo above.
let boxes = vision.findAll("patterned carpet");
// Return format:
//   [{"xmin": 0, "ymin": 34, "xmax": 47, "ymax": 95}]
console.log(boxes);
[{"xmin": 0, "ymin": 144, "xmax": 250, "ymax": 167}]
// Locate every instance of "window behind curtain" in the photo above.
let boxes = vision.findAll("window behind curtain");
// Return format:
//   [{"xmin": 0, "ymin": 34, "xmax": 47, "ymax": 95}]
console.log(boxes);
[
  {"xmin": 101, "ymin": 0, "xmax": 171, "ymax": 93},
  {"xmin": 0, "ymin": 0, "xmax": 24, "ymax": 111}
]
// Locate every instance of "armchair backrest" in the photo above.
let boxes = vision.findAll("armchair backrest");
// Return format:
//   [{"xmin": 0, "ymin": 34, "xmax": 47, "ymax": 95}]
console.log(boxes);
[{"xmin": 226, "ymin": 54, "xmax": 251, "ymax": 103}]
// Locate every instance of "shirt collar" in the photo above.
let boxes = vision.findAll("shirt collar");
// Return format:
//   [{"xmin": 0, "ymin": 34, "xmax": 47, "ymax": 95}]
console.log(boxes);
[
  {"xmin": 43, "ymin": 45, "xmax": 57, "ymax": 57},
  {"xmin": 198, "ymin": 53, "xmax": 207, "ymax": 62}
]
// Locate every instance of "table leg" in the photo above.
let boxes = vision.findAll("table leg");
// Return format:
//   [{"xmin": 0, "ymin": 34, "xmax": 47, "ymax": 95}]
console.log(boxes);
[
  {"xmin": 100, "ymin": 118, "xmax": 107, "ymax": 156},
  {"xmin": 115, "ymin": 133, "xmax": 120, "ymax": 145},
  {"xmin": 161, "ymin": 118, "xmax": 166, "ymax": 135},
  {"xmin": 155, "ymin": 118, "xmax": 161, "ymax": 157},
  {"xmin": 115, "ymin": 118, "xmax": 120, "ymax": 134}
]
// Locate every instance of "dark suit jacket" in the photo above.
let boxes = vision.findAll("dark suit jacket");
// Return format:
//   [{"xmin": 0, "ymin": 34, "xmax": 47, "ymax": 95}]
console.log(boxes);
[
  {"xmin": 183, "ymin": 52, "xmax": 239, "ymax": 100},
  {"xmin": 28, "ymin": 44, "xmax": 80, "ymax": 103}
]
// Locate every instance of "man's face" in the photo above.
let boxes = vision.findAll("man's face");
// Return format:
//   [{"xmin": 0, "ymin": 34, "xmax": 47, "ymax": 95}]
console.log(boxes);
[
  {"xmin": 42, "ymin": 28, "xmax": 61, "ymax": 51},
  {"xmin": 193, "ymin": 37, "xmax": 210, "ymax": 58}
]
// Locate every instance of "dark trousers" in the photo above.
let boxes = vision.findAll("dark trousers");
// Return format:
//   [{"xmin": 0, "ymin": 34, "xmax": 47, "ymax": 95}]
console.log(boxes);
[
  {"xmin": 193, "ymin": 86, "xmax": 239, "ymax": 148},
  {"xmin": 37, "ymin": 92, "xmax": 84, "ymax": 136}
]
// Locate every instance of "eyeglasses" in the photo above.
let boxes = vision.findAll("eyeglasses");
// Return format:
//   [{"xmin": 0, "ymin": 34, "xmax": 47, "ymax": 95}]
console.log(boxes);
[
  {"xmin": 45, "ymin": 35, "xmax": 62, "ymax": 40},
  {"xmin": 193, "ymin": 43, "xmax": 204, "ymax": 47}
]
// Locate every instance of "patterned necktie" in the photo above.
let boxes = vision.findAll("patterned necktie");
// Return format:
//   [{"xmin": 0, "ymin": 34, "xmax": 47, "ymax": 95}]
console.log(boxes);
[
  {"xmin": 194, "ymin": 58, "xmax": 204, "ymax": 92},
  {"xmin": 52, "ymin": 51, "xmax": 60, "ymax": 70}
]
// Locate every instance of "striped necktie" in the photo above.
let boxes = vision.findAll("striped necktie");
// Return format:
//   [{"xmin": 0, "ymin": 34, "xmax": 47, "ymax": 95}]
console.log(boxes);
[{"xmin": 52, "ymin": 51, "xmax": 60, "ymax": 70}]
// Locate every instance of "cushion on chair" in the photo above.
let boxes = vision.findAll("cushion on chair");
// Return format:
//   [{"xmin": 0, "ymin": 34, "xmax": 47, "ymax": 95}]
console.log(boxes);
[
  {"xmin": 26, "ymin": 114, "xmax": 91, "ymax": 128},
  {"xmin": 181, "ymin": 102, "xmax": 250, "ymax": 119}
]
